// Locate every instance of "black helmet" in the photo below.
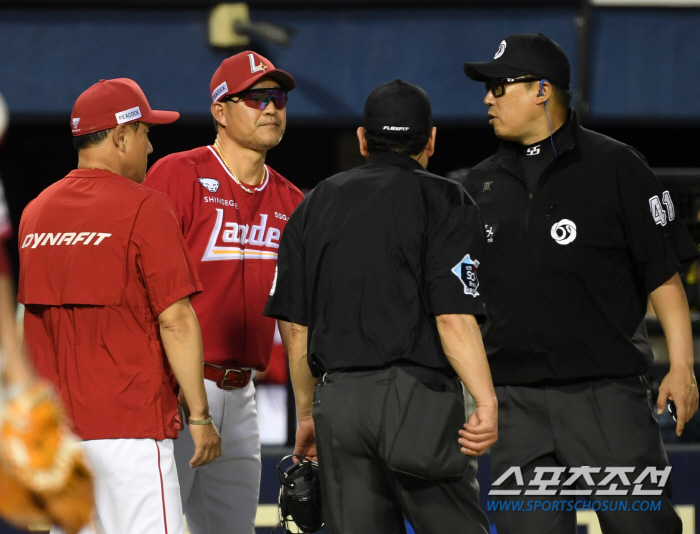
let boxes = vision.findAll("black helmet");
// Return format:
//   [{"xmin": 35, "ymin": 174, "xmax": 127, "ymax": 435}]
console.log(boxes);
[{"xmin": 276, "ymin": 454, "xmax": 324, "ymax": 534}]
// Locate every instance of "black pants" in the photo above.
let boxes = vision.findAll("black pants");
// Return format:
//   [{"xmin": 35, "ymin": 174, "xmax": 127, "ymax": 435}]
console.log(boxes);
[
  {"xmin": 312, "ymin": 368, "xmax": 490, "ymax": 534},
  {"xmin": 491, "ymin": 376, "xmax": 682, "ymax": 534}
]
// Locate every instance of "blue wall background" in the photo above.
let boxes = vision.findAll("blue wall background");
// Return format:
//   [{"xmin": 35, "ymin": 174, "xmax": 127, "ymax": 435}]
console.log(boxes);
[
  {"xmin": 589, "ymin": 8, "xmax": 700, "ymax": 120},
  {"xmin": 1, "ymin": 6, "xmax": 699, "ymax": 123}
]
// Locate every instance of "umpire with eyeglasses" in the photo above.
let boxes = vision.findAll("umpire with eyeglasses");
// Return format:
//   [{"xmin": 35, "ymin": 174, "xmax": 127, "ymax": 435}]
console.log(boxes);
[
  {"xmin": 461, "ymin": 33, "xmax": 699, "ymax": 534},
  {"xmin": 265, "ymin": 79, "xmax": 497, "ymax": 534}
]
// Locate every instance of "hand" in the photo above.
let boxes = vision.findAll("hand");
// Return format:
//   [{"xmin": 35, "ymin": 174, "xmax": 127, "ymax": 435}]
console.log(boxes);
[
  {"xmin": 458, "ymin": 404, "xmax": 498, "ymax": 456},
  {"xmin": 294, "ymin": 417, "xmax": 317, "ymax": 462},
  {"xmin": 657, "ymin": 366, "xmax": 699, "ymax": 437},
  {"xmin": 188, "ymin": 418, "xmax": 221, "ymax": 468}
]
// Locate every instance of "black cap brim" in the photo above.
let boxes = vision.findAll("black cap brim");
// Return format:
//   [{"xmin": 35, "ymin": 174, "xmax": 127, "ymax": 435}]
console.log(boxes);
[{"xmin": 463, "ymin": 61, "xmax": 530, "ymax": 82}]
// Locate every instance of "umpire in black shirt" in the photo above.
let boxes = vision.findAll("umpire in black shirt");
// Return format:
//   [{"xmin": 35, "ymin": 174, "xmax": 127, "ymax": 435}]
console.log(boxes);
[
  {"xmin": 462, "ymin": 34, "xmax": 699, "ymax": 534},
  {"xmin": 265, "ymin": 80, "xmax": 497, "ymax": 534}
]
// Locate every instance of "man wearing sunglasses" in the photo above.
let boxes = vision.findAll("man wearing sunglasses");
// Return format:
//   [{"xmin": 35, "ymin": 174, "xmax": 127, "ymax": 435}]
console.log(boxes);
[
  {"xmin": 145, "ymin": 51, "xmax": 303, "ymax": 534},
  {"xmin": 460, "ymin": 33, "xmax": 698, "ymax": 533}
]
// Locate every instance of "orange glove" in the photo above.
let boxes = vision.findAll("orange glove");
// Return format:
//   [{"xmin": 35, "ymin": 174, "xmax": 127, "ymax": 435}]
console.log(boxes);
[{"xmin": 0, "ymin": 382, "xmax": 94, "ymax": 534}]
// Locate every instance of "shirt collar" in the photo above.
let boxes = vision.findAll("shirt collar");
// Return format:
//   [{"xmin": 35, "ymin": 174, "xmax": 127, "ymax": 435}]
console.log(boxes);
[
  {"xmin": 67, "ymin": 168, "xmax": 128, "ymax": 180},
  {"xmin": 492, "ymin": 109, "xmax": 579, "ymax": 175},
  {"xmin": 366, "ymin": 152, "xmax": 425, "ymax": 170}
]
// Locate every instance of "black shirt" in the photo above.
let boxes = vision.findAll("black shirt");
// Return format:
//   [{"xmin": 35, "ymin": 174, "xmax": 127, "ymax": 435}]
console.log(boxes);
[
  {"xmin": 265, "ymin": 152, "xmax": 486, "ymax": 376},
  {"xmin": 463, "ymin": 111, "xmax": 699, "ymax": 386}
]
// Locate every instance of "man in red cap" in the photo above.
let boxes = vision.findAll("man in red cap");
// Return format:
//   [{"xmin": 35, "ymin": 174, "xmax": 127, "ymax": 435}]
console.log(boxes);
[
  {"xmin": 145, "ymin": 52, "xmax": 302, "ymax": 534},
  {"xmin": 17, "ymin": 78, "xmax": 221, "ymax": 534}
]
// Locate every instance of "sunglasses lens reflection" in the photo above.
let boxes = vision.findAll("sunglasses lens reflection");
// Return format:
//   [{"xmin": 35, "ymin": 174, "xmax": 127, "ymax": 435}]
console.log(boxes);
[{"xmin": 242, "ymin": 90, "xmax": 288, "ymax": 110}]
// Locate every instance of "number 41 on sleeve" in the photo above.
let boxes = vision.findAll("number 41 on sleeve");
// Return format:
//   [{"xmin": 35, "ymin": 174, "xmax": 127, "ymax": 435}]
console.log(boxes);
[{"xmin": 649, "ymin": 191, "xmax": 675, "ymax": 226}]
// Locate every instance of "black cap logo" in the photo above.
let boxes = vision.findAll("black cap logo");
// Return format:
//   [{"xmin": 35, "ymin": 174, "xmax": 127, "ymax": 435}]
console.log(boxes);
[
  {"xmin": 364, "ymin": 79, "xmax": 432, "ymax": 135},
  {"xmin": 494, "ymin": 40, "xmax": 506, "ymax": 59}
]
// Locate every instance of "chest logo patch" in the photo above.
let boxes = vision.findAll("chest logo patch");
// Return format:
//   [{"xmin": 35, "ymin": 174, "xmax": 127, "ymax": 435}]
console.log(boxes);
[
  {"xmin": 198, "ymin": 178, "xmax": 220, "ymax": 193},
  {"xmin": 484, "ymin": 222, "xmax": 499, "ymax": 244},
  {"xmin": 526, "ymin": 145, "xmax": 541, "ymax": 156},
  {"xmin": 452, "ymin": 254, "xmax": 480, "ymax": 297},
  {"xmin": 483, "ymin": 181, "xmax": 493, "ymax": 192},
  {"xmin": 551, "ymin": 219, "xmax": 577, "ymax": 245}
]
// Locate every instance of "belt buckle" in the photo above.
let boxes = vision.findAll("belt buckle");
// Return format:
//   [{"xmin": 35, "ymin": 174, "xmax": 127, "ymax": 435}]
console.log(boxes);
[{"xmin": 221, "ymin": 368, "xmax": 243, "ymax": 390}]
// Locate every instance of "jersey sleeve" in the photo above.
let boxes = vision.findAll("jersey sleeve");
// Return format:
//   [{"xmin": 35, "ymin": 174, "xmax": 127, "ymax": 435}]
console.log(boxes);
[
  {"xmin": 424, "ymin": 183, "xmax": 487, "ymax": 321},
  {"xmin": 132, "ymin": 192, "xmax": 202, "ymax": 318},
  {"xmin": 264, "ymin": 197, "xmax": 308, "ymax": 325},
  {"xmin": 144, "ymin": 156, "xmax": 195, "ymax": 237},
  {"xmin": 616, "ymin": 148, "xmax": 699, "ymax": 292}
]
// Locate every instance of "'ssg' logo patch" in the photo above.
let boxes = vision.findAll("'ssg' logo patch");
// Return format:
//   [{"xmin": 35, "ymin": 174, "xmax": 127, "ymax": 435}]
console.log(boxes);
[
  {"xmin": 452, "ymin": 254, "xmax": 480, "ymax": 297},
  {"xmin": 484, "ymin": 222, "xmax": 499, "ymax": 244},
  {"xmin": 199, "ymin": 178, "xmax": 220, "ymax": 193}
]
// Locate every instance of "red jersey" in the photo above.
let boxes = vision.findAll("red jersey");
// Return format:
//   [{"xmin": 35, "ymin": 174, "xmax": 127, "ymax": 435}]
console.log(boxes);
[
  {"xmin": 145, "ymin": 146, "xmax": 303, "ymax": 370},
  {"xmin": 18, "ymin": 169, "xmax": 202, "ymax": 441}
]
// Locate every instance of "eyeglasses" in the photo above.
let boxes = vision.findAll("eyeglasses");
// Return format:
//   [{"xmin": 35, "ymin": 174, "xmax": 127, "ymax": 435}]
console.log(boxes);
[
  {"xmin": 485, "ymin": 78, "xmax": 540, "ymax": 98},
  {"xmin": 221, "ymin": 88, "xmax": 288, "ymax": 110}
]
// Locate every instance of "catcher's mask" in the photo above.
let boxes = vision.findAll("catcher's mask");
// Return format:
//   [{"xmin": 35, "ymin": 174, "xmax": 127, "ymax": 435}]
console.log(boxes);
[{"xmin": 275, "ymin": 454, "xmax": 323, "ymax": 534}]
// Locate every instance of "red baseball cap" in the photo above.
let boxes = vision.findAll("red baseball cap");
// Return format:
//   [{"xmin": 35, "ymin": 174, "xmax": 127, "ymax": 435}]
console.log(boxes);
[
  {"xmin": 70, "ymin": 78, "xmax": 179, "ymax": 136},
  {"xmin": 210, "ymin": 51, "xmax": 295, "ymax": 103}
]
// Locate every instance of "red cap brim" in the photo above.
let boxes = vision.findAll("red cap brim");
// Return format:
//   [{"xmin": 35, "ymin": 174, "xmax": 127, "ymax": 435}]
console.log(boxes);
[
  {"xmin": 142, "ymin": 109, "xmax": 180, "ymax": 125},
  {"xmin": 228, "ymin": 69, "xmax": 296, "ymax": 96}
]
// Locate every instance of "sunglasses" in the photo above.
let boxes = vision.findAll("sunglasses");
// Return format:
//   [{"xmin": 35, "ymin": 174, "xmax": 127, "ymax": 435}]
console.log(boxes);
[
  {"xmin": 222, "ymin": 88, "xmax": 288, "ymax": 110},
  {"xmin": 485, "ymin": 78, "xmax": 540, "ymax": 98}
]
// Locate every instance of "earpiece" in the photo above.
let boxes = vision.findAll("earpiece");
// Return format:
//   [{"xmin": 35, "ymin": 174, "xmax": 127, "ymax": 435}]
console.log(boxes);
[{"xmin": 538, "ymin": 79, "xmax": 557, "ymax": 157}]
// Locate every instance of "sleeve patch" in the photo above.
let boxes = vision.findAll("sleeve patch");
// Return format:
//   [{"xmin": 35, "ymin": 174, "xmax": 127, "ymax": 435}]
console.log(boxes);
[
  {"xmin": 451, "ymin": 254, "xmax": 480, "ymax": 297},
  {"xmin": 649, "ymin": 191, "xmax": 675, "ymax": 226}
]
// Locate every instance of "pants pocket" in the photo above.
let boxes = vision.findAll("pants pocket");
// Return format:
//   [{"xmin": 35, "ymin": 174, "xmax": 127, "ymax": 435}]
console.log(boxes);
[{"xmin": 380, "ymin": 367, "xmax": 468, "ymax": 480}]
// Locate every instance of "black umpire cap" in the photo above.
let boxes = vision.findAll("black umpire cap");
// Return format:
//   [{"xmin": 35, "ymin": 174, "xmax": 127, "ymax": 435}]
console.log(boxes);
[
  {"xmin": 463, "ymin": 33, "xmax": 570, "ymax": 90},
  {"xmin": 364, "ymin": 79, "xmax": 433, "ymax": 135}
]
